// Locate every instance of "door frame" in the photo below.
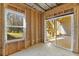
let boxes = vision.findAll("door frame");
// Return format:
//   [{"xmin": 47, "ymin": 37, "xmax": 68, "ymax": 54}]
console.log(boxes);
[{"xmin": 44, "ymin": 14, "xmax": 74, "ymax": 51}]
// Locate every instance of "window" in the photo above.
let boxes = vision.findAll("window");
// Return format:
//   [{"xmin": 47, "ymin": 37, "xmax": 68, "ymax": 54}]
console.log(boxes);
[{"xmin": 5, "ymin": 9, "xmax": 26, "ymax": 42}]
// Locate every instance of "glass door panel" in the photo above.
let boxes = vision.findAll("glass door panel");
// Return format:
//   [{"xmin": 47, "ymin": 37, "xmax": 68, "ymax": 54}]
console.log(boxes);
[
  {"xmin": 62, "ymin": 15, "xmax": 71, "ymax": 49},
  {"xmin": 45, "ymin": 14, "xmax": 73, "ymax": 50},
  {"xmin": 56, "ymin": 15, "xmax": 72, "ymax": 49},
  {"xmin": 46, "ymin": 20, "xmax": 56, "ymax": 44},
  {"xmin": 56, "ymin": 19, "xmax": 66, "ymax": 48}
]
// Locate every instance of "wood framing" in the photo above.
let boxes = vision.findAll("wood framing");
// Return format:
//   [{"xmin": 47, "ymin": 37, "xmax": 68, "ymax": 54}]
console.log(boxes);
[
  {"xmin": 44, "ymin": 3, "xmax": 79, "ymax": 53},
  {"xmin": 0, "ymin": 3, "xmax": 43, "ymax": 56}
]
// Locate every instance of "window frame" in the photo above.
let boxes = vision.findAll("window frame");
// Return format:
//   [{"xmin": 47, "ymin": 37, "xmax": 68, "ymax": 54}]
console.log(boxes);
[{"xmin": 4, "ymin": 9, "xmax": 26, "ymax": 43}]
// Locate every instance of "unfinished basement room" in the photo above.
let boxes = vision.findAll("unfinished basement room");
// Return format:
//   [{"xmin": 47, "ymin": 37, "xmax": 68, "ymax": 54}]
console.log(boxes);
[{"xmin": 0, "ymin": 3, "xmax": 79, "ymax": 56}]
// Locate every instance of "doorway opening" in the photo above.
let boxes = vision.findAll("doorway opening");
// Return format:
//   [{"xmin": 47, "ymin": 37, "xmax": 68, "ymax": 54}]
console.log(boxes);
[{"xmin": 44, "ymin": 14, "xmax": 74, "ymax": 51}]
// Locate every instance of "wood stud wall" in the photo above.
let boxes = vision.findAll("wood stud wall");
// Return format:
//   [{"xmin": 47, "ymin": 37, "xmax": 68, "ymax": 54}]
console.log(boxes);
[
  {"xmin": 74, "ymin": 5, "xmax": 79, "ymax": 53},
  {"xmin": 0, "ymin": 3, "xmax": 43, "ymax": 56},
  {"xmin": 0, "ymin": 3, "xmax": 2, "ymax": 56},
  {"xmin": 39, "ymin": 13, "xmax": 44, "ymax": 42},
  {"xmin": 0, "ymin": 3, "xmax": 4, "ymax": 56},
  {"xmin": 25, "ymin": 8, "xmax": 31, "ymax": 48},
  {"xmin": 1, "ymin": 3, "xmax": 79, "ymax": 55}
]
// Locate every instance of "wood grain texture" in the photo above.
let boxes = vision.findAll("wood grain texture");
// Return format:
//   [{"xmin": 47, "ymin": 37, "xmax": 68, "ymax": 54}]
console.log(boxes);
[
  {"xmin": 0, "ymin": 3, "xmax": 43, "ymax": 55},
  {"xmin": 0, "ymin": 3, "xmax": 3, "ymax": 56},
  {"xmin": 44, "ymin": 4, "xmax": 75, "ymax": 19}
]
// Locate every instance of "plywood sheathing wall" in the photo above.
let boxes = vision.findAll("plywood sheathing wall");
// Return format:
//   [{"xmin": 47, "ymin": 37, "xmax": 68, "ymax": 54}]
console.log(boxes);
[
  {"xmin": 0, "ymin": 4, "xmax": 2, "ymax": 56},
  {"xmin": 44, "ymin": 4, "xmax": 79, "ymax": 53},
  {"xmin": 75, "ymin": 4, "xmax": 79, "ymax": 53},
  {"xmin": 0, "ymin": 3, "xmax": 4, "ymax": 56},
  {"xmin": 0, "ymin": 3, "xmax": 43, "ymax": 56}
]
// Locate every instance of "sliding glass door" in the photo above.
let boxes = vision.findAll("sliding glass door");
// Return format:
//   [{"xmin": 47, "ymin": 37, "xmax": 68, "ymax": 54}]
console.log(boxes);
[
  {"xmin": 45, "ymin": 14, "xmax": 74, "ymax": 50},
  {"xmin": 56, "ymin": 15, "xmax": 72, "ymax": 49},
  {"xmin": 45, "ymin": 20, "xmax": 56, "ymax": 44}
]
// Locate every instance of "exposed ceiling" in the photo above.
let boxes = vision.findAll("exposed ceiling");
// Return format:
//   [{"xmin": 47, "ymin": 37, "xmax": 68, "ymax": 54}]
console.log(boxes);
[{"xmin": 26, "ymin": 3, "xmax": 62, "ymax": 12}]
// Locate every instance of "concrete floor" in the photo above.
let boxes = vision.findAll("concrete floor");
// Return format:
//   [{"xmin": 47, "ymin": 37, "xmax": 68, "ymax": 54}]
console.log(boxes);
[{"xmin": 10, "ymin": 43, "xmax": 79, "ymax": 56}]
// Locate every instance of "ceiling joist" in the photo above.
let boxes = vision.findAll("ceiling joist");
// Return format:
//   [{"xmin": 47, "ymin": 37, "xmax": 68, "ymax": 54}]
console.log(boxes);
[{"xmin": 26, "ymin": 3, "xmax": 63, "ymax": 12}]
